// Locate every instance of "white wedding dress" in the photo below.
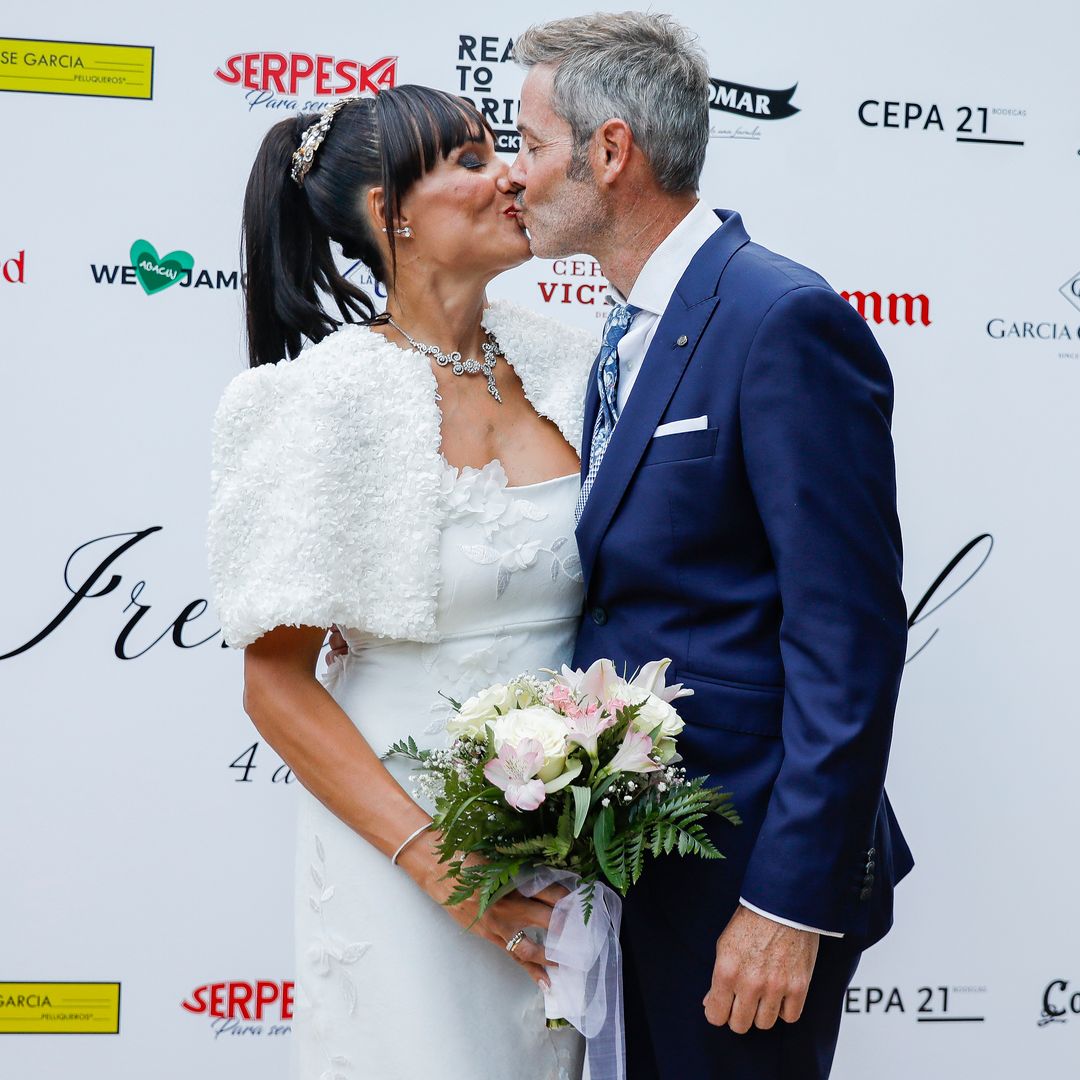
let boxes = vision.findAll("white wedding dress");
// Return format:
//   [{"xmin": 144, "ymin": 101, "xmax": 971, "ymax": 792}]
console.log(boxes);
[{"xmin": 294, "ymin": 457, "xmax": 587, "ymax": 1080}]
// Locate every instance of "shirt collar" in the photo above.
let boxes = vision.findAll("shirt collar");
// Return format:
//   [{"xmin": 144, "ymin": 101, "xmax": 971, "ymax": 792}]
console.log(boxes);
[{"xmin": 608, "ymin": 200, "xmax": 722, "ymax": 314}]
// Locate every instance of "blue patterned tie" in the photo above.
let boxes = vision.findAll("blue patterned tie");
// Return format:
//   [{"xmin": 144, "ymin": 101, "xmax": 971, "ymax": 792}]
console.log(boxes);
[{"xmin": 575, "ymin": 302, "xmax": 640, "ymax": 522}]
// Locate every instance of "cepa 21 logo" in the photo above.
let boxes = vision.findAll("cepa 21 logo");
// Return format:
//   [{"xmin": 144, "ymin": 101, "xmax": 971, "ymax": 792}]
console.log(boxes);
[{"xmin": 182, "ymin": 980, "xmax": 293, "ymax": 1039}]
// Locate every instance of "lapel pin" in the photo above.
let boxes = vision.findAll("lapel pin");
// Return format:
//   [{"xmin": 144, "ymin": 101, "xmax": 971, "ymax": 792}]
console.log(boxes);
[{"xmin": 676, "ymin": 335, "xmax": 688, "ymax": 347}]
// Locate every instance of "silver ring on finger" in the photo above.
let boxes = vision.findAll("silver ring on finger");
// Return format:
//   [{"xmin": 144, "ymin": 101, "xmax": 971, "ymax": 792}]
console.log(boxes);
[{"xmin": 505, "ymin": 929, "xmax": 527, "ymax": 954}]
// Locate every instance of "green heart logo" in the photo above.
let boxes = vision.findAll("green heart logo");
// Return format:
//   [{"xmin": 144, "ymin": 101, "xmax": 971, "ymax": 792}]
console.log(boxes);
[{"xmin": 129, "ymin": 239, "xmax": 194, "ymax": 295}]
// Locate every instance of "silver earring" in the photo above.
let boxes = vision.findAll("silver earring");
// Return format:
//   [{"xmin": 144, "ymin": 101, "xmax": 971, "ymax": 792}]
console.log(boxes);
[{"xmin": 381, "ymin": 226, "xmax": 413, "ymax": 238}]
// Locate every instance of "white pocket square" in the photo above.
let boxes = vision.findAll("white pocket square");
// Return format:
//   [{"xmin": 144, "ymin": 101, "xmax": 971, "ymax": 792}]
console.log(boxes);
[{"xmin": 653, "ymin": 415, "xmax": 708, "ymax": 438}]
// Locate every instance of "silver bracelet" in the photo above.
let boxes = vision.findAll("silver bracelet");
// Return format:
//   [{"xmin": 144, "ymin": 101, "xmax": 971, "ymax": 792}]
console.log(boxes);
[{"xmin": 391, "ymin": 822, "xmax": 433, "ymax": 866}]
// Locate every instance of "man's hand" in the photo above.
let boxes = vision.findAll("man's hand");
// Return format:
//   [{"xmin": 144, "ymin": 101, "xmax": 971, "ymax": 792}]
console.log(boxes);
[
  {"xmin": 703, "ymin": 905, "xmax": 820, "ymax": 1033},
  {"xmin": 325, "ymin": 625, "xmax": 349, "ymax": 666}
]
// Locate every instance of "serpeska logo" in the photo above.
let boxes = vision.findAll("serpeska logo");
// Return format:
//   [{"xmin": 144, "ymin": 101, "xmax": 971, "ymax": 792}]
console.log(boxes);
[
  {"xmin": 214, "ymin": 51, "xmax": 397, "ymax": 112},
  {"xmin": 857, "ymin": 99, "xmax": 1025, "ymax": 147},
  {"xmin": 986, "ymin": 272, "xmax": 1080, "ymax": 347},
  {"xmin": 2, "ymin": 247, "xmax": 24, "ymax": 283},
  {"xmin": 1040, "ymin": 979, "xmax": 1080, "ymax": 1026},
  {"xmin": 455, "ymin": 33, "xmax": 519, "ymax": 153},
  {"xmin": 182, "ymin": 980, "xmax": 293, "ymax": 1039},
  {"xmin": 90, "ymin": 242, "xmax": 242, "ymax": 294},
  {"xmin": 841, "ymin": 290, "xmax": 931, "ymax": 327}
]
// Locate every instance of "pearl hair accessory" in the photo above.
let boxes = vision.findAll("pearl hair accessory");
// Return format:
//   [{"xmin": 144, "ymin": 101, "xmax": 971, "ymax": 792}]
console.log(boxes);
[{"xmin": 290, "ymin": 100, "xmax": 348, "ymax": 186}]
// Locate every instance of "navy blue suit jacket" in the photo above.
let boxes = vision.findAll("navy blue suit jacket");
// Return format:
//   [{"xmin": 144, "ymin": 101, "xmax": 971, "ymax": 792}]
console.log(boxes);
[{"xmin": 572, "ymin": 210, "xmax": 913, "ymax": 943}]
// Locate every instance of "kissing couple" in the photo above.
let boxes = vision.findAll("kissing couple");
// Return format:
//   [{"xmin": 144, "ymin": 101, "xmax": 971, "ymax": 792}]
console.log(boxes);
[{"xmin": 208, "ymin": 11, "xmax": 912, "ymax": 1080}]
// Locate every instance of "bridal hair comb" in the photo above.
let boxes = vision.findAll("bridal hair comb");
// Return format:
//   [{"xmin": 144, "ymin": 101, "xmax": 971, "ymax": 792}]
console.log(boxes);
[{"xmin": 290, "ymin": 100, "xmax": 348, "ymax": 186}]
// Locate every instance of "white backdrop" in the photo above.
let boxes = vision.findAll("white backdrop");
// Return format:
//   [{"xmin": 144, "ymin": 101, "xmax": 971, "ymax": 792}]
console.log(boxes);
[{"xmin": 2, "ymin": 2, "xmax": 1078, "ymax": 1077}]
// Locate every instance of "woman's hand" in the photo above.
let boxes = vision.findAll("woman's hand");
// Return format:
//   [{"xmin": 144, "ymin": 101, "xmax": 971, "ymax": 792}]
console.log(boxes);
[{"xmin": 399, "ymin": 841, "xmax": 566, "ymax": 987}]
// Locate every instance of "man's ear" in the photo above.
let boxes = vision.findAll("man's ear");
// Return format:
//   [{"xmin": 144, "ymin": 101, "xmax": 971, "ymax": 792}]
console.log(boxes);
[{"xmin": 596, "ymin": 119, "xmax": 634, "ymax": 185}]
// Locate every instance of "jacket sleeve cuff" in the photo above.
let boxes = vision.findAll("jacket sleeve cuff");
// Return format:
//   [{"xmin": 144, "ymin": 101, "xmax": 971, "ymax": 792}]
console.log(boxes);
[{"xmin": 739, "ymin": 898, "xmax": 845, "ymax": 939}]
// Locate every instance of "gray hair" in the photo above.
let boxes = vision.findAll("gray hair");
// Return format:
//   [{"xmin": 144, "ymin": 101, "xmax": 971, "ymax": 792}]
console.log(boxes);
[{"xmin": 513, "ymin": 12, "xmax": 710, "ymax": 193}]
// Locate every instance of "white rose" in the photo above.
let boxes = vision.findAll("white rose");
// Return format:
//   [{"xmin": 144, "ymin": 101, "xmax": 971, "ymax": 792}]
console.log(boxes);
[
  {"xmin": 447, "ymin": 683, "xmax": 521, "ymax": 738},
  {"xmin": 491, "ymin": 706, "xmax": 570, "ymax": 782},
  {"xmin": 629, "ymin": 691, "xmax": 685, "ymax": 740}
]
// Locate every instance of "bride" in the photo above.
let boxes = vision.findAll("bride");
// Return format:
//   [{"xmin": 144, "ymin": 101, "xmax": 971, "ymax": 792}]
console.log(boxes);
[{"xmin": 207, "ymin": 86, "xmax": 595, "ymax": 1079}]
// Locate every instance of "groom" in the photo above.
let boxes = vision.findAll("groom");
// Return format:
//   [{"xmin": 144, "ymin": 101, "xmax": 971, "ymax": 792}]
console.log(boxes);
[{"xmin": 502, "ymin": 12, "xmax": 913, "ymax": 1079}]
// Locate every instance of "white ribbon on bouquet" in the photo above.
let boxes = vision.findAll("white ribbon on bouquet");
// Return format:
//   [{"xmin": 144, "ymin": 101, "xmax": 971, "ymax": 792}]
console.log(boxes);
[{"xmin": 516, "ymin": 868, "xmax": 625, "ymax": 1080}]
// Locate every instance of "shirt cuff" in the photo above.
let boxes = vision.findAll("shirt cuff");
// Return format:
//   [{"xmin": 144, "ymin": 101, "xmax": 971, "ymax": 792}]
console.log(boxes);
[{"xmin": 739, "ymin": 898, "xmax": 845, "ymax": 938}]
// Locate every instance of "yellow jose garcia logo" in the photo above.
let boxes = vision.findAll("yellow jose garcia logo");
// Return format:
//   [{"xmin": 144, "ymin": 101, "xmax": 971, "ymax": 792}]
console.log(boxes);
[
  {"xmin": 0, "ymin": 982, "xmax": 120, "ymax": 1034},
  {"xmin": 0, "ymin": 38, "xmax": 152, "ymax": 100}
]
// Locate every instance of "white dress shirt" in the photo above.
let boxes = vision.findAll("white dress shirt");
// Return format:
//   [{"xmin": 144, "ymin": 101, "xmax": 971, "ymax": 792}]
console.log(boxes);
[{"xmin": 610, "ymin": 200, "xmax": 843, "ymax": 939}]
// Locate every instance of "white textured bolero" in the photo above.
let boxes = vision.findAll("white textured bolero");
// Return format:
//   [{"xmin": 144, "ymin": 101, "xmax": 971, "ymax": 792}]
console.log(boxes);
[{"xmin": 208, "ymin": 299, "xmax": 596, "ymax": 648}]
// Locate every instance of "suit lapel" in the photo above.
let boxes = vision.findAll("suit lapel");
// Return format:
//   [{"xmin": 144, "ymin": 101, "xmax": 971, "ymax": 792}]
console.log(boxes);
[{"xmin": 575, "ymin": 210, "xmax": 750, "ymax": 587}]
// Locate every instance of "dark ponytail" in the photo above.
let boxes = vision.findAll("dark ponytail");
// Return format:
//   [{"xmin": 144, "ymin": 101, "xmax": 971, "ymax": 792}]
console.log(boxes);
[{"xmin": 241, "ymin": 87, "xmax": 492, "ymax": 368}]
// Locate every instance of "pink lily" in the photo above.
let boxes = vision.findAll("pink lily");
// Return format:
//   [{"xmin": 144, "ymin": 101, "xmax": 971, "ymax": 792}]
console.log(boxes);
[
  {"xmin": 563, "ymin": 706, "xmax": 617, "ymax": 757},
  {"xmin": 556, "ymin": 658, "xmax": 618, "ymax": 705},
  {"xmin": 603, "ymin": 729, "xmax": 661, "ymax": 775},
  {"xmin": 483, "ymin": 738, "xmax": 547, "ymax": 811}
]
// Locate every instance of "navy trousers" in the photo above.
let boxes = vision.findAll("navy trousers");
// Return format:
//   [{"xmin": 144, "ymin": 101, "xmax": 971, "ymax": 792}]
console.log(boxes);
[{"xmin": 622, "ymin": 914, "xmax": 862, "ymax": 1080}]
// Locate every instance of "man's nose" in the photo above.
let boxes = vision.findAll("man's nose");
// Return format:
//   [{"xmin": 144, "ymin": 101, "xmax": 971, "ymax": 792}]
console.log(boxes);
[{"xmin": 500, "ymin": 153, "xmax": 526, "ymax": 193}]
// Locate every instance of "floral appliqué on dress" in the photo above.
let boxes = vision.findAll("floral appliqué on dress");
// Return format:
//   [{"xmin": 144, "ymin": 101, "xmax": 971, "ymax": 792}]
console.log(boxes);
[{"xmin": 444, "ymin": 459, "xmax": 583, "ymax": 598}]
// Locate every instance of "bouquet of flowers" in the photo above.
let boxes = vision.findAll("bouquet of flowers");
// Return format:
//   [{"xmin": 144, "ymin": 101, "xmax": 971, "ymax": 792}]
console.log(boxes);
[
  {"xmin": 391, "ymin": 656, "xmax": 739, "ymax": 919},
  {"xmin": 388, "ymin": 658, "xmax": 739, "ymax": 1073}
]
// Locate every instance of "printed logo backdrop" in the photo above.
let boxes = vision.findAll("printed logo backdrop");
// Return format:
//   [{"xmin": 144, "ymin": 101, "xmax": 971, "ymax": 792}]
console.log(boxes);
[{"xmin": 0, "ymin": 2, "xmax": 1076, "ymax": 1078}]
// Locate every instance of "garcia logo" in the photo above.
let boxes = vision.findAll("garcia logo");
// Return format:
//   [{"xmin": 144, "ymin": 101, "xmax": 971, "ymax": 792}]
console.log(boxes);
[
  {"xmin": 0, "ymin": 981, "xmax": 120, "ymax": 1034},
  {"xmin": 2, "ymin": 247, "xmax": 24, "ymax": 283},
  {"xmin": 841, "ymin": 290, "xmax": 932, "ymax": 327},
  {"xmin": 90, "ymin": 242, "xmax": 242, "ymax": 294},
  {"xmin": 215, "ymin": 52, "xmax": 397, "ymax": 112},
  {"xmin": 985, "ymin": 272, "xmax": 1080, "ymax": 352},
  {"xmin": 1059, "ymin": 270, "xmax": 1080, "ymax": 314},
  {"xmin": 182, "ymin": 980, "xmax": 293, "ymax": 1039}
]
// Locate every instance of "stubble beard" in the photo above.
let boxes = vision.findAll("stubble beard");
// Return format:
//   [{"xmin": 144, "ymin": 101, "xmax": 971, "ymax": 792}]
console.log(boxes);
[{"xmin": 524, "ymin": 175, "xmax": 610, "ymax": 261}]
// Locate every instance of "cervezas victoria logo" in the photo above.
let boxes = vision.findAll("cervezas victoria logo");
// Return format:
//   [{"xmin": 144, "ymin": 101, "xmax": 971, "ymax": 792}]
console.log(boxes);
[{"xmin": 214, "ymin": 51, "xmax": 397, "ymax": 111}]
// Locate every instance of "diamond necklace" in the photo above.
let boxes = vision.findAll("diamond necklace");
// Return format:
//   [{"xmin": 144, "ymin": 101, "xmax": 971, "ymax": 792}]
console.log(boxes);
[{"xmin": 385, "ymin": 316, "xmax": 503, "ymax": 404}]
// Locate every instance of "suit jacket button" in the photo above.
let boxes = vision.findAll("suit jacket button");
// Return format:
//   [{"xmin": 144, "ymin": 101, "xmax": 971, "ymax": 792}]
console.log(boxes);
[
  {"xmin": 591, "ymin": 606, "xmax": 608, "ymax": 626},
  {"xmin": 676, "ymin": 334, "xmax": 689, "ymax": 346},
  {"xmin": 859, "ymin": 886, "xmax": 873, "ymax": 901}
]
